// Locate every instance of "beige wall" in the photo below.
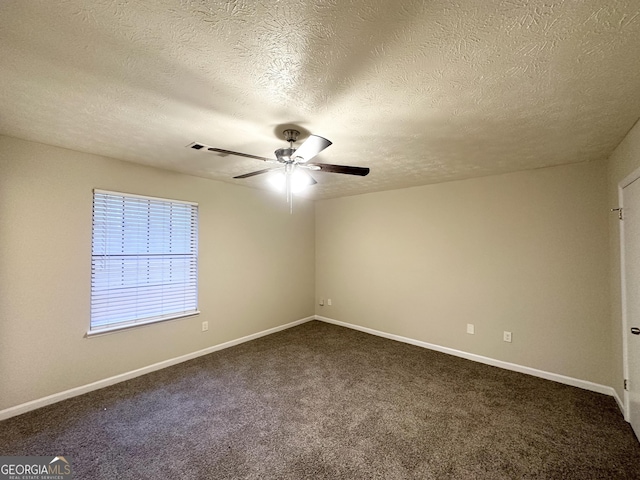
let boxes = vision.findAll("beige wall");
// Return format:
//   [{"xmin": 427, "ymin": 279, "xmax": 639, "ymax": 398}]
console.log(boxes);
[
  {"xmin": 316, "ymin": 161, "xmax": 611, "ymax": 386},
  {"xmin": 0, "ymin": 136, "xmax": 315, "ymax": 411},
  {"xmin": 2, "ymin": 129, "xmax": 631, "ymax": 412},
  {"xmin": 608, "ymin": 119, "xmax": 640, "ymax": 401}
]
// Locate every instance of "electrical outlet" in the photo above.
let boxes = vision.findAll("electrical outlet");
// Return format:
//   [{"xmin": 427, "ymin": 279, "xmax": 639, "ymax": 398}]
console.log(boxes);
[
  {"xmin": 202, "ymin": 321, "xmax": 208, "ymax": 332},
  {"xmin": 503, "ymin": 331, "xmax": 512, "ymax": 342},
  {"xmin": 466, "ymin": 324, "xmax": 475, "ymax": 334},
  {"xmin": 319, "ymin": 298, "xmax": 324, "ymax": 306},
  {"xmin": 327, "ymin": 299, "xmax": 332, "ymax": 306}
]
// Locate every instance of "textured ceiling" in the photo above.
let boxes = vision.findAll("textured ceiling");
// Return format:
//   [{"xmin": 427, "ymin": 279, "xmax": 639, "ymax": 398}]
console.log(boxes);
[{"xmin": 1, "ymin": 1, "xmax": 640, "ymax": 199}]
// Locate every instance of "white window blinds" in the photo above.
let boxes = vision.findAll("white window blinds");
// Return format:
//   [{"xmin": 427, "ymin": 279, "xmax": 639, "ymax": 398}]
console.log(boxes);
[{"xmin": 90, "ymin": 190, "xmax": 198, "ymax": 333}]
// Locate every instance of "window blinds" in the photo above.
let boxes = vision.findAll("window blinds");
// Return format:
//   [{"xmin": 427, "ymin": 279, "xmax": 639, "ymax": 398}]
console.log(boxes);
[{"xmin": 90, "ymin": 190, "xmax": 198, "ymax": 332}]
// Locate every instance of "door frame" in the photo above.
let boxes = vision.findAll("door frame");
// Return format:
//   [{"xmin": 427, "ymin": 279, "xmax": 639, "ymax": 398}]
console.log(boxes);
[{"xmin": 619, "ymin": 166, "xmax": 640, "ymax": 422}]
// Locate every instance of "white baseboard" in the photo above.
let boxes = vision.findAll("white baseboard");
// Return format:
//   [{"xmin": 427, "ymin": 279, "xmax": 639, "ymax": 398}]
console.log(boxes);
[
  {"xmin": 0, "ymin": 316, "xmax": 315, "ymax": 421},
  {"xmin": 315, "ymin": 315, "xmax": 621, "ymax": 404},
  {"xmin": 2, "ymin": 315, "xmax": 624, "ymax": 422},
  {"xmin": 613, "ymin": 389, "xmax": 625, "ymax": 415}
]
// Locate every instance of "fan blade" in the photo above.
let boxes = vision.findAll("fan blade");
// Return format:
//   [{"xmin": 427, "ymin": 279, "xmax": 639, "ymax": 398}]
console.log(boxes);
[
  {"xmin": 233, "ymin": 168, "xmax": 274, "ymax": 179},
  {"xmin": 308, "ymin": 163, "xmax": 370, "ymax": 176},
  {"xmin": 292, "ymin": 135, "xmax": 332, "ymax": 163},
  {"xmin": 208, "ymin": 147, "xmax": 274, "ymax": 163}
]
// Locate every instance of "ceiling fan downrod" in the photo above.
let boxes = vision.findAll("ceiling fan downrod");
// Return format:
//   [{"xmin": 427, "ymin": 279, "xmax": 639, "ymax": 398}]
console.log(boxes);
[{"xmin": 275, "ymin": 130, "xmax": 301, "ymax": 164}]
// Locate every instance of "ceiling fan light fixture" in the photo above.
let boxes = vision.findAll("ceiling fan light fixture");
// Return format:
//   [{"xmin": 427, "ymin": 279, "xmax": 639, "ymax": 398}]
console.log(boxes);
[{"xmin": 268, "ymin": 168, "xmax": 314, "ymax": 194}]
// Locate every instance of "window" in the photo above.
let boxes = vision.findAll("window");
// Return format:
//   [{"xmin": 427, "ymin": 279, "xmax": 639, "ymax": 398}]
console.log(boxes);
[{"xmin": 90, "ymin": 190, "xmax": 198, "ymax": 334}]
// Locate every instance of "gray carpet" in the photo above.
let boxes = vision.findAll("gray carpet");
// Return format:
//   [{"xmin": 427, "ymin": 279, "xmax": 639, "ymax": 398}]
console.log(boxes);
[{"xmin": 1, "ymin": 320, "xmax": 640, "ymax": 479}]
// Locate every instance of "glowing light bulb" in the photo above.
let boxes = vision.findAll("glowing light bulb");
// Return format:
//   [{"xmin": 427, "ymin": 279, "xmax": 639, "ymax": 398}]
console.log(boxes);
[{"xmin": 268, "ymin": 169, "xmax": 314, "ymax": 193}]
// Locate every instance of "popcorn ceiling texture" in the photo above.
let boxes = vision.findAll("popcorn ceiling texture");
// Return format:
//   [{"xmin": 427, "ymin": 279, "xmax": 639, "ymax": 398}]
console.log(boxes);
[{"xmin": 1, "ymin": 0, "xmax": 640, "ymax": 199}]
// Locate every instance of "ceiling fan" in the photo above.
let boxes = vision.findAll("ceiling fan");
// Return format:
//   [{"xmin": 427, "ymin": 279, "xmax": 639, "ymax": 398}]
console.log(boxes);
[{"xmin": 203, "ymin": 129, "xmax": 370, "ymax": 211}]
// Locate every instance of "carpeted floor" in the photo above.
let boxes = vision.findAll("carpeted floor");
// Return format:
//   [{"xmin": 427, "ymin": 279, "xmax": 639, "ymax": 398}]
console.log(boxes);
[{"xmin": 2, "ymin": 320, "xmax": 640, "ymax": 479}]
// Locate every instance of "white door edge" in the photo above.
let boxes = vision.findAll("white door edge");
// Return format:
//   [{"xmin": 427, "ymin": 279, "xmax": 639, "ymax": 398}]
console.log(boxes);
[{"xmin": 619, "ymin": 166, "xmax": 640, "ymax": 423}]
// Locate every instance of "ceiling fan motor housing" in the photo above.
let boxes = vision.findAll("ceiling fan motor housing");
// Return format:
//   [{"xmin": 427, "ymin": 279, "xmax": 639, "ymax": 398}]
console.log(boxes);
[{"xmin": 275, "ymin": 147, "xmax": 296, "ymax": 163}]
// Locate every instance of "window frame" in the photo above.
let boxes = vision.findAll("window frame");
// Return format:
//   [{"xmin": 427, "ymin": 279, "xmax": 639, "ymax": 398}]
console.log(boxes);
[{"xmin": 88, "ymin": 189, "xmax": 199, "ymax": 336}]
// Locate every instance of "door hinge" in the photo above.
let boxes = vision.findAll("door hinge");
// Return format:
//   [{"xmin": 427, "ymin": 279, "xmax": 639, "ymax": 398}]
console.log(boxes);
[
  {"xmin": 611, "ymin": 207, "xmax": 623, "ymax": 220},
  {"xmin": 625, "ymin": 379, "xmax": 629, "ymax": 390}
]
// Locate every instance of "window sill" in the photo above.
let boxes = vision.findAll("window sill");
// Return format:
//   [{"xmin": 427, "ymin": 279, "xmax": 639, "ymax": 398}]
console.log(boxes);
[{"xmin": 86, "ymin": 311, "xmax": 201, "ymax": 338}]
